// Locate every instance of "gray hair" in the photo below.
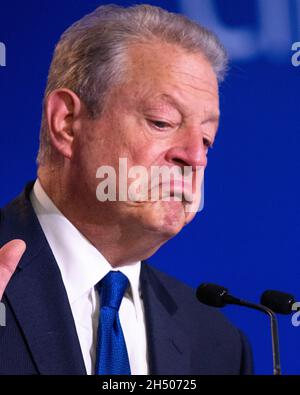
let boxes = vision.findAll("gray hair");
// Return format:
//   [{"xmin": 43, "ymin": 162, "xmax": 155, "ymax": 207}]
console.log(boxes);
[{"xmin": 37, "ymin": 4, "xmax": 228, "ymax": 165}]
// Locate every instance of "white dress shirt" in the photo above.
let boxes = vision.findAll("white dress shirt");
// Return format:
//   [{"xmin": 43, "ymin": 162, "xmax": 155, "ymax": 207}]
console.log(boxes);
[{"xmin": 30, "ymin": 179, "xmax": 149, "ymax": 375}]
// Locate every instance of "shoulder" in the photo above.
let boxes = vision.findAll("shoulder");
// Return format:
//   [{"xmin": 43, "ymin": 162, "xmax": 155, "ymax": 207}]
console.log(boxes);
[
  {"xmin": 142, "ymin": 262, "xmax": 244, "ymax": 345},
  {"xmin": 142, "ymin": 263, "xmax": 253, "ymax": 374}
]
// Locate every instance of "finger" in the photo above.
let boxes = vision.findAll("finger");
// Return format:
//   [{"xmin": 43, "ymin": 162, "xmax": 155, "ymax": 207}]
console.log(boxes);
[{"xmin": 0, "ymin": 240, "xmax": 26, "ymax": 300}]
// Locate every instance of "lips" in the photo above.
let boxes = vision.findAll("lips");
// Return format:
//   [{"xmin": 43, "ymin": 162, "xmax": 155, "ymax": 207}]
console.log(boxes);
[{"xmin": 150, "ymin": 181, "xmax": 194, "ymax": 203}]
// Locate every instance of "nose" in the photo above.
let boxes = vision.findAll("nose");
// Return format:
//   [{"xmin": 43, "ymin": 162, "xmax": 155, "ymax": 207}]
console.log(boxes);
[{"xmin": 165, "ymin": 131, "xmax": 208, "ymax": 171}]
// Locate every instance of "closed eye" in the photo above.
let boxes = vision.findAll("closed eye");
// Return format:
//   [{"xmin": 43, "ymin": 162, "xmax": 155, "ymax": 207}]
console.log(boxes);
[
  {"xmin": 203, "ymin": 138, "xmax": 214, "ymax": 149},
  {"xmin": 148, "ymin": 120, "xmax": 172, "ymax": 130}
]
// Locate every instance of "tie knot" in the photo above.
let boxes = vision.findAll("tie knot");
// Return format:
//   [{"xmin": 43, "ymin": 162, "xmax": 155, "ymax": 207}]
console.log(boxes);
[{"xmin": 97, "ymin": 271, "xmax": 129, "ymax": 310}]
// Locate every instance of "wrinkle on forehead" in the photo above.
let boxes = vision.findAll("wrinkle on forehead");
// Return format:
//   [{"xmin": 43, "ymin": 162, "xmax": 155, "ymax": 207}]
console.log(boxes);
[
  {"xmin": 170, "ymin": 69, "xmax": 218, "ymax": 93},
  {"xmin": 127, "ymin": 43, "xmax": 218, "ymax": 94},
  {"xmin": 127, "ymin": 41, "xmax": 217, "ymax": 81},
  {"xmin": 105, "ymin": 42, "xmax": 220, "ymax": 120}
]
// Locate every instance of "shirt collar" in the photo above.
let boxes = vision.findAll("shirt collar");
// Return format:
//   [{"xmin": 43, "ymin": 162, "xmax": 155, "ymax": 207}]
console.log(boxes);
[{"xmin": 30, "ymin": 179, "xmax": 141, "ymax": 306}]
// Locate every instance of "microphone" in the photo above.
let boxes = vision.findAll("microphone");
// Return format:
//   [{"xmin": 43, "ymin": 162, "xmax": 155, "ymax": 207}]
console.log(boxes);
[
  {"xmin": 196, "ymin": 283, "xmax": 281, "ymax": 375},
  {"xmin": 261, "ymin": 290, "xmax": 295, "ymax": 315}
]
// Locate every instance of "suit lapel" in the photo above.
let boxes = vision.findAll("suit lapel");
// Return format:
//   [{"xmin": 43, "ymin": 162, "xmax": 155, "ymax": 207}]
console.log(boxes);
[
  {"xmin": 140, "ymin": 263, "xmax": 191, "ymax": 375},
  {"xmin": 1, "ymin": 183, "xmax": 86, "ymax": 375}
]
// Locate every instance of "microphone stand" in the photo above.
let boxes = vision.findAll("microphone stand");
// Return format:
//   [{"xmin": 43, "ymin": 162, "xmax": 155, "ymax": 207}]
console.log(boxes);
[{"xmin": 225, "ymin": 295, "xmax": 281, "ymax": 376}]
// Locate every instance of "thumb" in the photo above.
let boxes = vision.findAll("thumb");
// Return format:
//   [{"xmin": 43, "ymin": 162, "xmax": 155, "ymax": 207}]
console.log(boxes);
[{"xmin": 0, "ymin": 240, "xmax": 26, "ymax": 300}]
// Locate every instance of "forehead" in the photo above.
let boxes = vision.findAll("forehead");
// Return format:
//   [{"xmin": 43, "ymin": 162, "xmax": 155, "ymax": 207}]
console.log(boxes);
[{"xmin": 119, "ymin": 41, "xmax": 219, "ymax": 114}]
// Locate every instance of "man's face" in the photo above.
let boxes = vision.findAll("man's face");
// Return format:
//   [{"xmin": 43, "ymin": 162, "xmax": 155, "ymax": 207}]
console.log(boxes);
[{"xmin": 73, "ymin": 42, "xmax": 219, "ymax": 240}]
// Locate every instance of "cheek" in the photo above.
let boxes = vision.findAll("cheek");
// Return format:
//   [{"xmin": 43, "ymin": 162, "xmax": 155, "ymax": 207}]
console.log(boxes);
[
  {"xmin": 83, "ymin": 122, "xmax": 122, "ymax": 165},
  {"xmin": 126, "ymin": 140, "xmax": 166, "ymax": 169},
  {"xmin": 74, "ymin": 136, "xmax": 99, "ymax": 172},
  {"xmin": 72, "ymin": 132, "xmax": 111, "ymax": 196},
  {"xmin": 112, "ymin": 117, "xmax": 157, "ymax": 165}
]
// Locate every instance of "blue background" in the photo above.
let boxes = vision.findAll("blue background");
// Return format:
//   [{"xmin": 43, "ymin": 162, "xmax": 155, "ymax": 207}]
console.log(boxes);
[{"xmin": 0, "ymin": 0, "xmax": 299, "ymax": 374}]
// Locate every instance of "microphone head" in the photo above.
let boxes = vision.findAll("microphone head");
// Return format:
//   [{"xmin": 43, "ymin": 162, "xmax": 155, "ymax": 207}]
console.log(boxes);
[
  {"xmin": 196, "ymin": 283, "xmax": 229, "ymax": 308},
  {"xmin": 261, "ymin": 290, "xmax": 295, "ymax": 315}
]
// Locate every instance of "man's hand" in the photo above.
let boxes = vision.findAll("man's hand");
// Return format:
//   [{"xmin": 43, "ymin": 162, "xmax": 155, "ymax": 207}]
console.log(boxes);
[{"xmin": 0, "ymin": 240, "xmax": 26, "ymax": 300}]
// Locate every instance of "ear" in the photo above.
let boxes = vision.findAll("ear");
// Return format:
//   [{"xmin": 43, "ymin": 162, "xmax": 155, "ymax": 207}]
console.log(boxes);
[{"xmin": 45, "ymin": 88, "xmax": 82, "ymax": 159}]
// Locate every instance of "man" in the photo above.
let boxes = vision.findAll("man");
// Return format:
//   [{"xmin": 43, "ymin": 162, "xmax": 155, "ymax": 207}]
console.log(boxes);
[{"xmin": 0, "ymin": 4, "xmax": 252, "ymax": 375}]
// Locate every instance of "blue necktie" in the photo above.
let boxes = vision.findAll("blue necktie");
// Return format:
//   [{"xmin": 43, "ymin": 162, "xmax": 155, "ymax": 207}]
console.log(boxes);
[{"xmin": 95, "ymin": 271, "xmax": 131, "ymax": 375}]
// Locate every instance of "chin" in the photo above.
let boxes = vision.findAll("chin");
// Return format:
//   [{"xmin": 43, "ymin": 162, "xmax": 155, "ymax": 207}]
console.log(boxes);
[{"xmin": 143, "ymin": 201, "xmax": 187, "ymax": 238}]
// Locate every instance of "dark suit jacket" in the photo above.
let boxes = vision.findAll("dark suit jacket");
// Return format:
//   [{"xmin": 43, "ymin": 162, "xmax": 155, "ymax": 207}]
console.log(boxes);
[{"xmin": 0, "ymin": 183, "xmax": 253, "ymax": 375}]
